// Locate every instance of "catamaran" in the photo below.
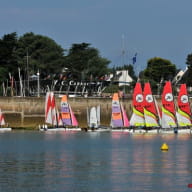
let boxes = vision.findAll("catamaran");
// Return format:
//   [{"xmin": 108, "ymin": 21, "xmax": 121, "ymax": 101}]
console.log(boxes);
[
  {"xmin": 176, "ymin": 83, "xmax": 192, "ymax": 133},
  {"xmin": 40, "ymin": 92, "xmax": 81, "ymax": 131},
  {"xmin": 161, "ymin": 81, "xmax": 178, "ymax": 133},
  {"xmin": 143, "ymin": 82, "xmax": 160, "ymax": 133},
  {"xmin": 129, "ymin": 82, "xmax": 145, "ymax": 133},
  {"xmin": 110, "ymin": 93, "xmax": 130, "ymax": 132},
  {"xmin": 39, "ymin": 91, "xmax": 66, "ymax": 131},
  {"xmin": 0, "ymin": 108, "xmax": 12, "ymax": 131},
  {"xmin": 87, "ymin": 105, "xmax": 110, "ymax": 132},
  {"xmin": 60, "ymin": 95, "xmax": 81, "ymax": 131}
]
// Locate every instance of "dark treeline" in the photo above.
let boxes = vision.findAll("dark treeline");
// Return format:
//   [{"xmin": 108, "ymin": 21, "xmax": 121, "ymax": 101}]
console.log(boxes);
[
  {"xmin": 1, "ymin": 32, "xmax": 192, "ymax": 95},
  {"xmin": 0, "ymin": 32, "xmax": 110, "ymax": 82}
]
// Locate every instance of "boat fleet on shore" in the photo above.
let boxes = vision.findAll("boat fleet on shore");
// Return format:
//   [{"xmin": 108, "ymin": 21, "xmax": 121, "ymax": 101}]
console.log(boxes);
[
  {"xmin": 39, "ymin": 81, "xmax": 192, "ymax": 134},
  {"xmin": 1, "ymin": 80, "xmax": 192, "ymax": 134}
]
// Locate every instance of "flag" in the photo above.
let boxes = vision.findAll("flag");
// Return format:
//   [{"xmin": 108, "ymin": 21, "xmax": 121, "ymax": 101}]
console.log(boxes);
[{"xmin": 132, "ymin": 53, "xmax": 137, "ymax": 65}]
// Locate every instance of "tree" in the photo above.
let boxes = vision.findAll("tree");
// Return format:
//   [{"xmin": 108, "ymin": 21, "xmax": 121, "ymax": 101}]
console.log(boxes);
[
  {"xmin": 142, "ymin": 57, "xmax": 177, "ymax": 93},
  {"xmin": 0, "ymin": 32, "xmax": 18, "ymax": 81},
  {"xmin": 65, "ymin": 43, "xmax": 110, "ymax": 80},
  {"xmin": 186, "ymin": 53, "xmax": 192, "ymax": 68},
  {"xmin": 17, "ymin": 32, "xmax": 66, "ymax": 78}
]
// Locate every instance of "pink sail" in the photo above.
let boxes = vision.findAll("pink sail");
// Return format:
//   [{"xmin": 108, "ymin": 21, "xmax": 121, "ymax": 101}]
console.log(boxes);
[
  {"xmin": 70, "ymin": 105, "xmax": 78, "ymax": 126},
  {"xmin": 121, "ymin": 103, "xmax": 130, "ymax": 127}
]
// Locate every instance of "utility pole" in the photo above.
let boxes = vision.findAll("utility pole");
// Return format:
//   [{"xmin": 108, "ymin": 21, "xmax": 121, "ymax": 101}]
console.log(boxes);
[
  {"xmin": 25, "ymin": 49, "xmax": 30, "ymax": 96},
  {"xmin": 122, "ymin": 34, "xmax": 126, "ymax": 95}
]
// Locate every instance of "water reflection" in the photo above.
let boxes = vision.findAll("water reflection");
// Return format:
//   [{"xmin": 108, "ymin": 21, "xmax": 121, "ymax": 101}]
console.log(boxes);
[{"xmin": 0, "ymin": 132, "xmax": 191, "ymax": 191}]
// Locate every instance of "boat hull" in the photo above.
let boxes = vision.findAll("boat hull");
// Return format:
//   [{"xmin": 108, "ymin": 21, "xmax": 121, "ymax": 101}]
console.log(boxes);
[
  {"xmin": 87, "ymin": 127, "xmax": 111, "ymax": 132},
  {"xmin": 111, "ymin": 128, "xmax": 132, "ymax": 132},
  {"xmin": 39, "ymin": 127, "xmax": 82, "ymax": 132},
  {"xmin": 0, "ymin": 128, "xmax": 12, "ymax": 131}
]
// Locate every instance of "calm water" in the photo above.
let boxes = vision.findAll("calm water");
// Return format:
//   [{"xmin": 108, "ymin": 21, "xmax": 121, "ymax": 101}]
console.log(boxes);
[{"xmin": 0, "ymin": 131, "xmax": 192, "ymax": 192}]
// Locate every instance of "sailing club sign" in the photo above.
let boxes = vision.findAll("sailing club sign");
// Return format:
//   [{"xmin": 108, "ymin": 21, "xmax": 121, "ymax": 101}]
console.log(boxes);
[{"xmin": 54, "ymin": 80, "xmax": 104, "ymax": 86}]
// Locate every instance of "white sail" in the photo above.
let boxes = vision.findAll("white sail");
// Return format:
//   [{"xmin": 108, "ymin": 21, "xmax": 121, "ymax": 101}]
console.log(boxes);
[
  {"xmin": 45, "ymin": 92, "xmax": 57, "ymax": 125},
  {"xmin": 50, "ymin": 92, "xmax": 57, "ymax": 126},
  {"xmin": 96, "ymin": 105, "xmax": 100, "ymax": 126},
  {"xmin": 161, "ymin": 113, "xmax": 177, "ymax": 128},
  {"xmin": 45, "ymin": 92, "xmax": 52, "ymax": 124},
  {"xmin": 130, "ymin": 113, "xmax": 145, "ymax": 126},
  {"xmin": 176, "ymin": 112, "xmax": 191, "ymax": 126},
  {"xmin": 87, "ymin": 107, "xmax": 90, "ymax": 126},
  {"xmin": 89, "ymin": 107, "xmax": 98, "ymax": 128}
]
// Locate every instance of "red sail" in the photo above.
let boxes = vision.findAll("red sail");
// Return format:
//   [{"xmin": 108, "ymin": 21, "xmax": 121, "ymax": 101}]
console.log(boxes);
[
  {"xmin": 132, "ymin": 82, "xmax": 144, "ymax": 114},
  {"xmin": 162, "ymin": 81, "xmax": 175, "ymax": 115},
  {"xmin": 143, "ymin": 82, "xmax": 157, "ymax": 116},
  {"xmin": 178, "ymin": 84, "xmax": 191, "ymax": 116}
]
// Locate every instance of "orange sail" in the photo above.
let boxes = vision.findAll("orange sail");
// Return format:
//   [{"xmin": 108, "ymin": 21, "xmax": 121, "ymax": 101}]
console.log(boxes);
[
  {"xmin": 61, "ymin": 95, "xmax": 78, "ymax": 126},
  {"xmin": 111, "ymin": 93, "xmax": 123, "ymax": 127}
]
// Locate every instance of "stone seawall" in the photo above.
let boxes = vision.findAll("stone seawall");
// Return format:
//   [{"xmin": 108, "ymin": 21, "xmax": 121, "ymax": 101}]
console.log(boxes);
[{"xmin": 0, "ymin": 96, "xmax": 133, "ymax": 129}]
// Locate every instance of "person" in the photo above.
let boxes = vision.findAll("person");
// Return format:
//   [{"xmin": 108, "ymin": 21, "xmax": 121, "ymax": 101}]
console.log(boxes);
[{"xmin": 91, "ymin": 123, "xmax": 95, "ymax": 131}]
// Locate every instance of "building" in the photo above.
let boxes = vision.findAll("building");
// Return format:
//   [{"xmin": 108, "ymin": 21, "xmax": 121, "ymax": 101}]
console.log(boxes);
[{"xmin": 107, "ymin": 70, "xmax": 133, "ymax": 86}]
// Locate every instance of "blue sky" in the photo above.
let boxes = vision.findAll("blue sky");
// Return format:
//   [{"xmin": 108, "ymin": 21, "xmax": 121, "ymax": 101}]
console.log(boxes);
[{"xmin": 1, "ymin": 0, "xmax": 192, "ymax": 74}]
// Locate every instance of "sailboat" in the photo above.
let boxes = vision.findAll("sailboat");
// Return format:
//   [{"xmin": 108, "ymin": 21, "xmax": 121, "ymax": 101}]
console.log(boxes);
[
  {"xmin": 60, "ymin": 95, "xmax": 81, "ymax": 131},
  {"xmin": 110, "ymin": 93, "xmax": 130, "ymax": 132},
  {"xmin": 87, "ymin": 105, "xmax": 110, "ymax": 132},
  {"xmin": 161, "ymin": 81, "xmax": 177, "ymax": 133},
  {"xmin": 87, "ymin": 106, "xmax": 100, "ymax": 129},
  {"xmin": 176, "ymin": 83, "xmax": 192, "ymax": 133},
  {"xmin": 143, "ymin": 82, "xmax": 160, "ymax": 133},
  {"xmin": 129, "ymin": 82, "xmax": 145, "ymax": 133},
  {"xmin": 39, "ymin": 91, "xmax": 66, "ymax": 131},
  {"xmin": 0, "ymin": 108, "xmax": 12, "ymax": 131}
]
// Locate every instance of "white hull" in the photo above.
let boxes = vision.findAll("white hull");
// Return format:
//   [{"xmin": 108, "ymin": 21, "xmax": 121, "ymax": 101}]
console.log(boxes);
[
  {"xmin": 88, "ymin": 127, "xmax": 111, "ymax": 132},
  {"xmin": 131, "ymin": 128, "xmax": 175, "ymax": 135},
  {"xmin": 130, "ymin": 128, "xmax": 192, "ymax": 135},
  {"xmin": 0, "ymin": 128, "xmax": 12, "ymax": 131},
  {"xmin": 39, "ymin": 127, "xmax": 81, "ymax": 132},
  {"xmin": 176, "ymin": 129, "xmax": 192, "ymax": 134},
  {"xmin": 111, "ymin": 128, "xmax": 132, "ymax": 132},
  {"xmin": 130, "ymin": 129, "xmax": 147, "ymax": 134}
]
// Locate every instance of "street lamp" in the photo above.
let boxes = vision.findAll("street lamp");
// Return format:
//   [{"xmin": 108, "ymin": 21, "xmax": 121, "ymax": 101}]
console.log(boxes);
[{"xmin": 37, "ymin": 70, "xmax": 40, "ymax": 97}]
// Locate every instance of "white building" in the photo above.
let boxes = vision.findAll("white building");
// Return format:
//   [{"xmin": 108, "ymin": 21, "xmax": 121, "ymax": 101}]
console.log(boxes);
[{"xmin": 107, "ymin": 70, "xmax": 133, "ymax": 86}]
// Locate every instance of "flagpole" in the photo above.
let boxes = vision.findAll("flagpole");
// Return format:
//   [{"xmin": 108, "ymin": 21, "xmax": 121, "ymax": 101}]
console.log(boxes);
[{"xmin": 121, "ymin": 34, "xmax": 126, "ymax": 94}]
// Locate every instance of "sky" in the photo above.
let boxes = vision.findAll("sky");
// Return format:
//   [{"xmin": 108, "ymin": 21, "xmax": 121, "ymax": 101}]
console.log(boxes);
[{"xmin": 1, "ymin": 0, "xmax": 192, "ymax": 75}]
